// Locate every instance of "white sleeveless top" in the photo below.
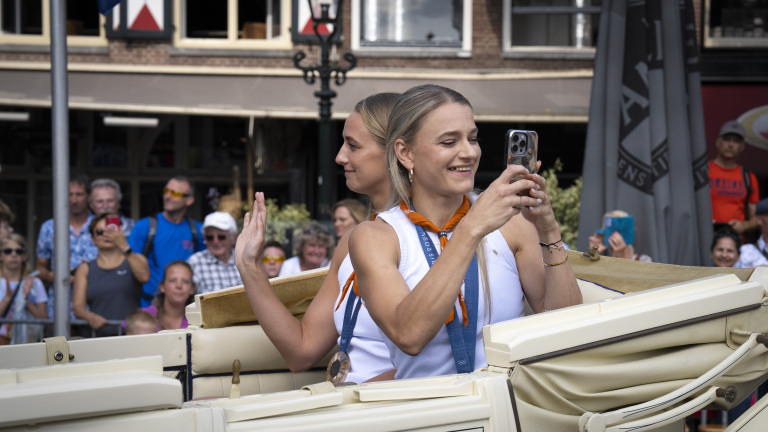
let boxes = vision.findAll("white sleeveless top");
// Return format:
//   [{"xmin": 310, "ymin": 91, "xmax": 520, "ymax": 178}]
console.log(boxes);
[
  {"xmin": 333, "ymin": 254, "xmax": 394, "ymax": 383},
  {"xmin": 376, "ymin": 205, "xmax": 525, "ymax": 379}
]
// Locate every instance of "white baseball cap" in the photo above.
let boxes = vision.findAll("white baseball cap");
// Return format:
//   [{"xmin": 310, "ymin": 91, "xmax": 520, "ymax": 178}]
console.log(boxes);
[{"xmin": 203, "ymin": 212, "xmax": 238, "ymax": 234}]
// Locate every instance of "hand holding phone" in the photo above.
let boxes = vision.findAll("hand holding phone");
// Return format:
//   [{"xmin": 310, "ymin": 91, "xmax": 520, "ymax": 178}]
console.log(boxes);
[{"xmin": 603, "ymin": 216, "xmax": 635, "ymax": 246}]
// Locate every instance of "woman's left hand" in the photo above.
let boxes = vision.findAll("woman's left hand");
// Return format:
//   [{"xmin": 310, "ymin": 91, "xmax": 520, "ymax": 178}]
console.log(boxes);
[{"xmin": 519, "ymin": 162, "xmax": 559, "ymax": 236}]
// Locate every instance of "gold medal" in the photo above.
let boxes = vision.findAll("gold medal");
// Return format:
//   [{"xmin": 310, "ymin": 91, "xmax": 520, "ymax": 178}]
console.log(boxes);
[{"xmin": 326, "ymin": 351, "xmax": 351, "ymax": 385}]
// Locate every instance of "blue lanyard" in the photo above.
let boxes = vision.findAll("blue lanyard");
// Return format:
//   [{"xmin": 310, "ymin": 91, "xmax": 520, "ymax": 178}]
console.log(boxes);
[
  {"xmin": 412, "ymin": 210, "xmax": 479, "ymax": 374},
  {"xmin": 338, "ymin": 282, "xmax": 362, "ymax": 354}
]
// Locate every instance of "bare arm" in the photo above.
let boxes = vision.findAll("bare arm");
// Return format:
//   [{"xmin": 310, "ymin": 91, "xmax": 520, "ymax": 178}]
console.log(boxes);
[
  {"xmin": 352, "ymin": 165, "xmax": 538, "ymax": 355},
  {"xmin": 103, "ymin": 229, "xmax": 150, "ymax": 283},
  {"xmin": 509, "ymin": 171, "xmax": 581, "ymax": 312},
  {"xmin": 236, "ymin": 193, "xmax": 342, "ymax": 372},
  {"xmin": 730, "ymin": 203, "xmax": 758, "ymax": 234},
  {"xmin": 36, "ymin": 258, "xmax": 54, "ymax": 285},
  {"xmin": 72, "ymin": 263, "xmax": 108, "ymax": 329}
]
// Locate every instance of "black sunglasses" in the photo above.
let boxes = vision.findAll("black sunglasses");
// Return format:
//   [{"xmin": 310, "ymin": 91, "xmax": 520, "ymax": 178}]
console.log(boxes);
[
  {"xmin": 95, "ymin": 228, "xmax": 106, "ymax": 236},
  {"xmin": 205, "ymin": 234, "xmax": 228, "ymax": 242},
  {"xmin": 2, "ymin": 248, "xmax": 26, "ymax": 255}
]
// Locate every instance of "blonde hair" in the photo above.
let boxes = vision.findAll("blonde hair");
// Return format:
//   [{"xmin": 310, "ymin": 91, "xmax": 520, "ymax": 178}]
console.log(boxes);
[
  {"xmin": 383, "ymin": 85, "xmax": 491, "ymax": 319},
  {"xmin": 385, "ymin": 84, "xmax": 472, "ymax": 211},
  {"xmin": 333, "ymin": 199, "xmax": 368, "ymax": 224},
  {"xmin": 0, "ymin": 233, "xmax": 30, "ymax": 278}
]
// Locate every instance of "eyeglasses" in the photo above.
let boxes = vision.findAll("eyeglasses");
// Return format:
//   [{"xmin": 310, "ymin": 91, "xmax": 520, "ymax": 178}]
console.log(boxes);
[
  {"xmin": 2, "ymin": 248, "xmax": 25, "ymax": 255},
  {"xmin": 95, "ymin": 228, "xmax": 106, "ymax": 236},
  {"xmin": 261, "ymin": 255, "xmax": 286, "ymax": 263},
  {"xmin": 164, "ymin": 187, "xmax": 190, "ymax": 198},
  {"xmin": 205, "ymin": 234, "xmax": 228, "ymax": 243}
]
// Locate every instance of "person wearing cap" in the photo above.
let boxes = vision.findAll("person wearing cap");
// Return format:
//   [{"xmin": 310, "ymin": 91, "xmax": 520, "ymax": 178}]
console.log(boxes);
[
  {"xmin": 737, "ymin": 198, "xmax": 768, "ymax": 268},
  {"xmin": 709, "ymin": 120, "xmax": 760, "ymax": 236},
  {"xmin": 187, "ymin": 212, "xmax": 243, "ymax": 294}
]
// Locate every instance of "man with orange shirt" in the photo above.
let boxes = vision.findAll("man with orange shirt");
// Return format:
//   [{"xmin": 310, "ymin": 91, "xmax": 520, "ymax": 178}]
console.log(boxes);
[{"xmin": 709, "ymin": 120, "xmax": 760, "ymax": 236}]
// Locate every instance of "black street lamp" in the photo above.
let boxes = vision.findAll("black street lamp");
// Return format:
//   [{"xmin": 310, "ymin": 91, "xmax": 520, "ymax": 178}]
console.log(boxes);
[{"xmin": 294, "ymin": 0, "xmax": 357, "ymax": 221}]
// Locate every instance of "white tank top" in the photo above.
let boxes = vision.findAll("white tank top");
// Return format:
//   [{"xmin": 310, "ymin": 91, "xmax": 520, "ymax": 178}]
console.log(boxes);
[
  {"xmin": 333, "ymin": 254, "xmax": 394, "ymax": 383},
  {"xmin": 376, "ymin": 205, "xmax": 525, "ymax": 379}
]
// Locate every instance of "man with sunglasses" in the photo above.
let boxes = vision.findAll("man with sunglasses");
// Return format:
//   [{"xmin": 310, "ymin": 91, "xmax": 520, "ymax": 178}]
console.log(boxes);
[
  {"xmin": 128, "ymin": 176, "xmax": 205, "ymax": 306},
  {"xmin": 187, "ymin": 212, "xmax": 242, "ymax": 294}
]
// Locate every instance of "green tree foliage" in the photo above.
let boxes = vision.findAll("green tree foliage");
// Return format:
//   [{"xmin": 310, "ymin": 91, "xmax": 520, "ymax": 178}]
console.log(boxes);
[
  {"xmin": 264, "ymin": 199, "xmax": 313, "ymax": 245},
  {"xmin": 541, "ymin": 159, "xmax": 582, "ymax": 248}
]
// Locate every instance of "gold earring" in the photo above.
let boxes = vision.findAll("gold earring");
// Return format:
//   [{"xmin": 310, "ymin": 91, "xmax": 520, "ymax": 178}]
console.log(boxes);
[{"xmin": 408, "ymin": 168, "xmax": 413, "ymax": 183}]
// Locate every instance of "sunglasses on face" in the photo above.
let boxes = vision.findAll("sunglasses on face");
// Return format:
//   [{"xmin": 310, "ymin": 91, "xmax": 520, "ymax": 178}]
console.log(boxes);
[
  {"xmin": 164, "ymin": 187, "xmax": 190, "ymax": 198},
  {"xmin": 94, "ymin": 228, "xmax": 106, "ymax": 236},
  {"xmin": 261, "ymin": 255, "xmax": 285, "ymax": 263},
  {"xmin": 2, "ymin": 248, "xmax": 25, "ymax": 256},
  {"xmin": 205, "ymin": 234, "xmax": 228, "ymax": 242}
]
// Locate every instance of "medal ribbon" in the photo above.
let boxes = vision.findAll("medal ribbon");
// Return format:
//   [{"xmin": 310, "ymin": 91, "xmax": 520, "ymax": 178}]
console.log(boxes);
[
  {"xmin": 406, "ymin": 197, "xmax": 479, "ymax": 374},
  {"xmin": 400, "ymin": 196, "xmax": 470, "ymax": 325},
  {"xmin": 338, "ymin": 278, "xmax": 363, "ymax": 355}
]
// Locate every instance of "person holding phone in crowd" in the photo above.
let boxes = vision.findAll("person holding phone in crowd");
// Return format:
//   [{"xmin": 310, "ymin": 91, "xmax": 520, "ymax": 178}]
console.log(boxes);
[
  {"xmin": 73, "ymin": 213, "xmax": 149, "ymax": 337},
  {"xmin": 588, "ymin": 210, "xmax": 652, "ymax": 262},
  {"xmin": 348, "ymin": 84, "xmax": 582, "ymax": 380},
  {"xmin": 236, "ymin": 93, "xmax": 399, "ymax": 384}
]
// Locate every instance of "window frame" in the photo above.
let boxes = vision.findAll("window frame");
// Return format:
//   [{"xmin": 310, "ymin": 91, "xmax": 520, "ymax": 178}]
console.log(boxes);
[
  {"xmin": 702, "ymin": 0, "xmax": 768, "ymax": 49},
  {"xmin": 502, "ymin": 0, "xmax": 600, "ymax": 60},
  {"xmin": 350, "ymin": 0, "xmax": 473, "ymax": 57},
  {"xmin": 172, "ymin": 0, "xmax": 293, "ymax": 51},
  {"xmin": 0, "ymin": 0, "xmax": 108, "ymax": 47}
]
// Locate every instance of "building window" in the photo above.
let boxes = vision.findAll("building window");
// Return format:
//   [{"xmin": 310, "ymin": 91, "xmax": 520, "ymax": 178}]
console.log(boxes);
[
  {"xmin": 351, "ymin": 0, "xmax": 472, "ymax": 55},
  {"xmin": 0, "ymin": 0, "xmax": 107, "ymax": 46},
  {"xmin": 174, "ymin": 0, "xmax": 292, "ymax": 50},
  {"xmin": 704, "ymin": 0, "xmax": 768, "ymax": 48},
  {"xmin": 503, "ymin": 0, "xmax": 601, "ymax": 59}
]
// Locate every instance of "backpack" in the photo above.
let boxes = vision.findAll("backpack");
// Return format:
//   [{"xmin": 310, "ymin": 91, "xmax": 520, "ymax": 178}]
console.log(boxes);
[
  {"xmin": 741, "ymin": 166, "xmax": 753, "ymax": 222},
  {"xmin": 142, "ymin": 215, "xmax": 200, "ymax": 257}
]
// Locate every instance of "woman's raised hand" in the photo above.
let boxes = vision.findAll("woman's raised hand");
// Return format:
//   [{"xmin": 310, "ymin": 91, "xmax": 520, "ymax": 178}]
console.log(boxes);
[
  {"xmin": 466, "ymin": 164, "xmax": 538, "ymax": 236},
  {"xmin": 235, "ymin": 192, "xmax": 268, "ymax": 271}
]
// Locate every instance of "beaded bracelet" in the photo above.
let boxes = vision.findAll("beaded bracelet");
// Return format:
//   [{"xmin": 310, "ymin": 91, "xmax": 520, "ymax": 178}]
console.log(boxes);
[
  {"xmin": 542, "ymin": 252, "xmax": 568, "ymax": 267},
  {"xmin": 539, "ymin": 238, "xmax": 564, "ymax": 253}
]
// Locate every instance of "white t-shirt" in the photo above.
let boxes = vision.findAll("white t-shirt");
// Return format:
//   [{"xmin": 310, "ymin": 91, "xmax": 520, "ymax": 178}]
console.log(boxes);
[{"xmin": 277, "ymin": 256, "xmax": 330, "ymax": 277}]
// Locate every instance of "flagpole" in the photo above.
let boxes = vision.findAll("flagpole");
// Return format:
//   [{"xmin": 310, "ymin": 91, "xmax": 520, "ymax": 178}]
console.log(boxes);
[{"xmin": 50, "ymin": 0, "xmax": 71, "ymax": 337}]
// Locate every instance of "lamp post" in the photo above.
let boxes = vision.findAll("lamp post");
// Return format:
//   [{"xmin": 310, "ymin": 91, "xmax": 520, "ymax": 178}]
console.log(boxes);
[{"xmin": 293, "ymin": 0, "xmax": 356, "ymax": 221}]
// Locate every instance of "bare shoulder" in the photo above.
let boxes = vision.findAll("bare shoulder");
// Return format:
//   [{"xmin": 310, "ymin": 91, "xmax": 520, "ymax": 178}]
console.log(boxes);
[{"xmin": 349, "ymin": 219, "xmax": 400, "ymax": 263}]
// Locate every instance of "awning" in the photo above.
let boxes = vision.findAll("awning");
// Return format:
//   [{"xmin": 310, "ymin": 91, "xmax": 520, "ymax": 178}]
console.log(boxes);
[{"xmin": 0, "ymin": 66, "xmax": 591, "ymax": 122}]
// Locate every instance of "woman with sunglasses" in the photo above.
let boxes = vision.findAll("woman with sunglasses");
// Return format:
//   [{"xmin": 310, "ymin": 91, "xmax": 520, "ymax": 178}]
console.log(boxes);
[
  {"xmin": 349, "ymin": 84, "xmax": 582, "ymax": 379},
  {"xmin": 0, "ymin": 233, "xmax": 47, "ymax": 345},
  {"xmin": 237, "ymin": 93, "xmax": 399, "ymax": 384},
  {"xmin": 73, "ymin": 213, "xmax": 150, "ymax": 337}
]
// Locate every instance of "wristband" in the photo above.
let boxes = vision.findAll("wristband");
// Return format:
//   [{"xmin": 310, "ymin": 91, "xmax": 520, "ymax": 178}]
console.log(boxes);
[
  {"xmin": 543, "ymin": 253, "xmax": 568, "ymax": 267},
  {"xmin": 539, "ymin": 238, "xmax": 564, "ymax": 252}
]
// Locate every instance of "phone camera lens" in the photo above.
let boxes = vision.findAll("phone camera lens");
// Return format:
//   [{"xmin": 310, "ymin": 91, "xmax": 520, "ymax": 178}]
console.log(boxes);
[
  {"xmin": 511, "ymin": 134, "xmax": 519, "ymax": 143},
  {"xmin": 512, "ymin": 144, "xmax": 519, "ymax": 152}
]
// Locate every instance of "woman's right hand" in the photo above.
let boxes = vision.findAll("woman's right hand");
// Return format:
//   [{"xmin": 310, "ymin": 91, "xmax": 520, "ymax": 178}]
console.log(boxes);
[
  {"xmin": 465, "ymin": 164, "xmax": 538, "ymax": 237},
  {"xmin": 235, "ymin": 192, "xmax": 267, "ymax": 272},
  {"xmin": 87, "ymin": 314, "xmax": 108, "ymax": 329}
]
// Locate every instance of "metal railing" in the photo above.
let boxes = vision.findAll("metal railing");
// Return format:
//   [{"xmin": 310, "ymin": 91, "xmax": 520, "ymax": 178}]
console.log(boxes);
[{"xmin": 0, "ymin": 317, "xmax": 126, "ymax": 340}]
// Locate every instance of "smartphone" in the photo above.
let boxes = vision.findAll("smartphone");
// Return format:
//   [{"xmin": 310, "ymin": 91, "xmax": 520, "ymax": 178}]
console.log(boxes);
[
  {"xmin": 106, "ymin": 216, "xmax": 120, "ymax": 230},
  {"xmin": 603, "ymin": 216, "xmax": 635, "ymax": 246},
  {"xmin": 505, "ymin": 129, "xmax": 538, "ymax": 174}
]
